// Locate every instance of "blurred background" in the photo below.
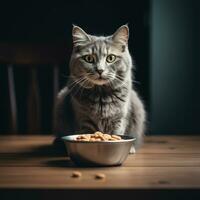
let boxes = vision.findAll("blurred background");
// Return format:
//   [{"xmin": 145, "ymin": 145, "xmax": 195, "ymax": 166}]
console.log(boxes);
[{"xmin": 0, "ymin": 0, "xmax": 199, "ymax": 135}]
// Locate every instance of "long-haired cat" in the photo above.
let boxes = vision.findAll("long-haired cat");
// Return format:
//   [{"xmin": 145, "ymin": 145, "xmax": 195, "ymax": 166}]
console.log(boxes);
[{"xmin": 55, "ymin": 25, "xmax": 146, "ymax": 152}]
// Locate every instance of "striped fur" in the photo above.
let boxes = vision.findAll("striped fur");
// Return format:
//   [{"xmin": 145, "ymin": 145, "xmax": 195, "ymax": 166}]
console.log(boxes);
[{"xmin": 55, "ymin": 25, "xmax": 146, "ymax": 150}]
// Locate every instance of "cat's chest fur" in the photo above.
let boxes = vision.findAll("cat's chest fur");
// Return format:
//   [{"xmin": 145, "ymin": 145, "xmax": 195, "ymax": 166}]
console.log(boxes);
[
  {"xmin": 71, "ymin": 85, "xmax": 129, "ymax": 119},
  {"xmin": 69, "ymin": 85, "xmax": 130, "ymax": 134}
]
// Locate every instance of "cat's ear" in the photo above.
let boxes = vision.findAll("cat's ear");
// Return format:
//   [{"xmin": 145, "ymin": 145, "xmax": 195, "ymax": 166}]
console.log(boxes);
[
  {"xmin": 112, "ymin": 25, "xmax": 129, "ymax": 45},
  {"xmin": 72, "ymin": 25, "xmax": 91, "ymax": 47}
]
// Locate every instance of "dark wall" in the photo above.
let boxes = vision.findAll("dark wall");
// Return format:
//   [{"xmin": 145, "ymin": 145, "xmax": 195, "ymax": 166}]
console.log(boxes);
[
  {"xmin": 150, "ymin": 0, "xmax": 200, "ymax": 134},
  {"xmin": 0, "ymin": 0, "xmax": 150, "ymax": 133},
  {"xmin": 1, "ymin": 0, "xmax": 199, "ymax": 135},
  {"xmin": 0, "ymin": 0, "xmax": 150, "ymax": 96}
]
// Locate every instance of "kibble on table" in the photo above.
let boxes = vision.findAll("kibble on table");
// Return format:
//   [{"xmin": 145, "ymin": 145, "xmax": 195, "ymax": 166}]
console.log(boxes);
[
  {"xmin": 71, "ymin": 171, "xmax": 82, "ymax": 178},
  {"xmin": 95, "ymin": 173, "xmax": 106, "ymax": 180}
]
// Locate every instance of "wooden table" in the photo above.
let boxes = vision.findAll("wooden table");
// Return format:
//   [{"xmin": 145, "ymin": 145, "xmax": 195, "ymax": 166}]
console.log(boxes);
[{"xmin": 0, "ymin": 135, "xmax": 200, "ymax": 200}]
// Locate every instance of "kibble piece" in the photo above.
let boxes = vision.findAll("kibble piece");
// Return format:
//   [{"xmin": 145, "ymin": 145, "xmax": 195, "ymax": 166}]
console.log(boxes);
[
  {"xmin": 75, "ymin": 132, "xmax": 122, "ymax": 142},
  {"xmin": 98, "ymin": 135, "xmax": 107, "ymax": 141},
  {"xmin": 95, "ymin": 173, "xmax": 106, "ymax": 180},
  {"xmin": 103, "ymin": 134, "xmax": 112, "ymax": 140},
  {"xmin": 71, "ymin": 171, "xmax": 82, "ymax": 178},
  {"xmin": 94, "ymin": 131, "xmax": 104, "ymax": 137},
  {"xmin": 111, "ymin": 135, "xmax": 122, "ymax": 140},
  {"xmin": 76, "ymin": 138, "xmax": 89, "ymax": 141},
  {"xmin": 76, "ymin": 134, "xmax": 90, "ymax": 141},
  {"xmin": 85, "ymin": 134, "xmax": 91, "ymax": 140},
  {"xmin": 76, "ymin": 135, "xmax": 86, "ymax": 140},
  {"xmin": 109, "ymin": 138, "xmax": 118, "ymax": 141}
]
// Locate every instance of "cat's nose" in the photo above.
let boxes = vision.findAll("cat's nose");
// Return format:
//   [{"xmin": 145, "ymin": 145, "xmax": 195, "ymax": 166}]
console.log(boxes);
[{"xmin": 97, "ymin": 69, "xmax": 104, "ymax": 75}]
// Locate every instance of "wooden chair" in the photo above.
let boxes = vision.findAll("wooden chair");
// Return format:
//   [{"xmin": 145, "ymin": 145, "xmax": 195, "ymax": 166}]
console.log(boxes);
[{"xmin": 0, "ymin": 42, "xmax": 69, "ymax": 134}]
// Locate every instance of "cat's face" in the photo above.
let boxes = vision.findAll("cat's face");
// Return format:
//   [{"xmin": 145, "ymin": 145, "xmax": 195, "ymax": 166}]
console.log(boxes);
[{"xmin": 70, "ymin": 25, "xmax": 132, "ymax": 88}]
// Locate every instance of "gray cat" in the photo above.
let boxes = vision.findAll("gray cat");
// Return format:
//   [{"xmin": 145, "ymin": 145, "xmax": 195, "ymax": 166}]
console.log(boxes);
[{"xmin": 55, "ymin": 25, "xmax": 146, "ymax": 152}]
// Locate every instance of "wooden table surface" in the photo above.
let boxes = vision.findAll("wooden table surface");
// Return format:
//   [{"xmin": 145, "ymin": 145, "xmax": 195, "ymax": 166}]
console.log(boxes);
[{"xmin": 0, "ymin": 135, "xmax": 200, "ymax": 191}]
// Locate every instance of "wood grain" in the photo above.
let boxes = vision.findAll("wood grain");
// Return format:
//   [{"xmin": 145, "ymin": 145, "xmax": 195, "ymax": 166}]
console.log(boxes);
[
  {"xmin": 0, "ymin": 154, "xmax": 200, "ymax": 167},
  {"xmin": 0, "ymin": 135, "xmax": 200, "ymax": 189},
  {"xmin": 0, "ymin": 166, "xmax": 200, "ymax": 189},
  {"xmin": 0, "ymin": 135, "xmax": 200, "ymax": 153}
]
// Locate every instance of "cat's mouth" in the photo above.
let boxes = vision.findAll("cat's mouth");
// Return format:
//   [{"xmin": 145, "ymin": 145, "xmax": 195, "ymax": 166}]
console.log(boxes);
[
  {"xmin": 85, "ymin": 72, "xmax": 112, "ymax": 86},
  {"xmin": 98, "ymin": 76, "xmax": 107, "ymax": 81},
  {"xmin": 87, "ymin": 76, "xmax": 109, "ymax": 86},
  {"xmin": 91, "ymin": 78, "xmax": 109, "ymax": 85}
]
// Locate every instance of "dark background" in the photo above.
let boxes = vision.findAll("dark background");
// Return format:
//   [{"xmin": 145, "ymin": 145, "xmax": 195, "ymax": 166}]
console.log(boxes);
[{"xmin": 0, "ymin": 0, "xmax": 199, "ymax": 135}]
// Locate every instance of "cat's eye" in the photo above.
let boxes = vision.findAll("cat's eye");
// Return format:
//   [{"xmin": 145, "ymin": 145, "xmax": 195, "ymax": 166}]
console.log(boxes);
[
  {"xmin": 106, "ymin": 54, "xmax": 116, "ymax": 63},
  {"xmin": 83, "ymin": 55, "xmax": 95, "ymax": 63}
]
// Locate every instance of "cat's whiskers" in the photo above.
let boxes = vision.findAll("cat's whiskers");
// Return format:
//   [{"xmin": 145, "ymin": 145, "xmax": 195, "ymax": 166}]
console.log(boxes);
[
  {"xmin": 115, "ymin": 77, "xmax": 127, "ymax": 87},
  {"xmin": 106, "ymin": 73, "xmax": 116, "ymax": 88},
  {"xmin": 79, "ymin": 78, "xmax": 91, "ymax": 98},
  {"xmin": 115, "ymin": 74, "xmax": 124, "ymax": 81},
  {"xmin": 67, "ymin": 76, "xmax": 87, "ymax": 94},
  {"xmin": 132, "ymin": 80, "xmax": 140, "ymax": 85},
  {"xmin": 68, "ymin": 77, "xmax": 85, "ymax": 90},
  {"xmin": 73, "ymin": 78, "xmax": 89, "ymax": 97},
  {"xmin": 68, "ymin": 73, "xmax": 93, "ymax": 96},
  {"xmin": 79, "ymin": 80, "xmax": 87, "ymax": 98},
  {"xmin": 115, "ymin": 74, "xmax": 140, "ymax": 85},
  {"xmin": 60, "ymin": 74, "xmax": 84, "ymax": 93},
  {"xmin": 108, "ymin": 73, "xmax": 127, "ymax": 88}
]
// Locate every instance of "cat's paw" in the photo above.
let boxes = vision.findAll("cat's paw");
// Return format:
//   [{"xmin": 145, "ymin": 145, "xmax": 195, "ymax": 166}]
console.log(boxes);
[{"xmin": 129, "ymin": 146, "xmax": 136, "ymax": 154}]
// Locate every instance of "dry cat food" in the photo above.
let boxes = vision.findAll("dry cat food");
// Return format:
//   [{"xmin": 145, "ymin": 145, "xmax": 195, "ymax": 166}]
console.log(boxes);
[
  {"xmin": 75, "ymin": 131, "xmax": 122, "ymax": 141},
  {"xmin": 71, "ymin": 171, "xmax": 82, "ymax": 178},
  {"xmin": 95, "ymin": 173, "xmax": 106, "ymax": 180}
]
